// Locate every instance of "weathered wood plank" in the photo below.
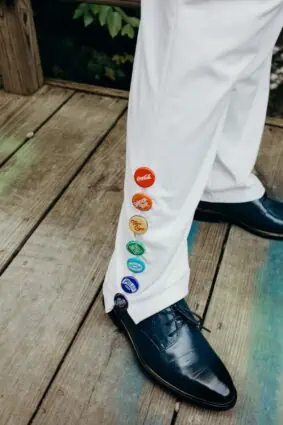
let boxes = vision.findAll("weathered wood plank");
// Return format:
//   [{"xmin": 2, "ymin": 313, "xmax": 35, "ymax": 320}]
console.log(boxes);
[
  {"xmin": 0, "ymin": 0, "xmax": 43, "ymax": 95},
  {"xmin": 176, "ymin": 231, "xmax": 270, "ymax": 425},
  {"xmin": 0, "ymin": 86, "xmax": 74, "ymax": 165},
  {"xmin": 46, "ymin": 79, "xmax": 129, "ymax": 100},
  {"xmin": 266, "ymin": 116, "xmax": 283, "ymax": 129},
  {"xmin": 176, "ymin": 126, "xmax": 283, "ymax": 425},
  {"xmin": 0, "ymin": 92, "xmax": 126, "ymax": 274},
  {"xmin": 186, "ymin": 221, "xmax": 228, "ymax": 314},
  {"xmin": 30, "ymin": 221, "xmax": 228, "ymax": 425},
  {"xmin": 33, "ymin": 294, "xmax": 173, "ymax": 425},
  {"xmin": 0, "ymin": 114, "xmax": 128, "ymax": 425}
]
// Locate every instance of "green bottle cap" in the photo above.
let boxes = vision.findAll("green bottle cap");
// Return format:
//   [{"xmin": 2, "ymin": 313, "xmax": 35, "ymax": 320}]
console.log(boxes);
[{"xmin": 126, "ymin": 241, "xmax": 145, "ymax": 256}]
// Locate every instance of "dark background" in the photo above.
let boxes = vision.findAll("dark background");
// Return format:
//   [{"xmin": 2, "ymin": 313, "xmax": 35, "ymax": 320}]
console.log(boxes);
[{"xmin": 32, "ymin": 0, "xmax": 283, "ymax": 116}]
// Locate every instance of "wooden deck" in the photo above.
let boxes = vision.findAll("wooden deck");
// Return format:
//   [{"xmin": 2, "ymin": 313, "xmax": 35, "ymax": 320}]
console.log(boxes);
[{"xmin": 1, "ymin": 83, "xmax": 283, "ymax": 425}]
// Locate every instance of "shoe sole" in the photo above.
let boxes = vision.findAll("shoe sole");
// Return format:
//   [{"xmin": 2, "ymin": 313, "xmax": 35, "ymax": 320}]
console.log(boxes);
[
  {"xmin": 109, "ymin": 311, "xmax": 237, "ymax": 411},
  {"xmin": 195, "ymin": 208, "xmax": 283, "ymax": 240}
]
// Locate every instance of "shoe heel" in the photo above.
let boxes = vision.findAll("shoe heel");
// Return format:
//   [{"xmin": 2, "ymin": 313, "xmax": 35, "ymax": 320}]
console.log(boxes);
[
  {"xmin": 109, "ymin": 310, "xmax": 124, "ymax": 332},
  {"xmin": 194, "ymin": 209, "xmax": 224, "ymax": 223}
]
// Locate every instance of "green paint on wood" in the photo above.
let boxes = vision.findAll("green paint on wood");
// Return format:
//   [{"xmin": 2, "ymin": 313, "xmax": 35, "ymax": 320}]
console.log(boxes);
[
  {"xmin": 0, "ymin": 136, "xmax": 22, "ymax": 158},
  {"xmin": 242, "ymin": 240, "xmax": 283, "ymax": 425},
  {"xmin": 0, "ymin": 143, "xmax": 39, "ymax": 196}
]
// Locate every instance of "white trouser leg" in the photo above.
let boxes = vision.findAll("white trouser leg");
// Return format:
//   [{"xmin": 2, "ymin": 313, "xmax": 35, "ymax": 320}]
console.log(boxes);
[
  {"xmin": 104, "ymin": 0, "xmax": 283, "ymax": 324},
  {"xmin": 202, "ymin": 54, "xmax": 273, "ymax": 203}
]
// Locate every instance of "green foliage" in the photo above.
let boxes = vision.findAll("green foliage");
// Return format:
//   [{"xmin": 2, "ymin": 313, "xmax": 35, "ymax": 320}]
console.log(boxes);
[
  {"xmin": 73, "ymin": 3, "xmax": 140, "ymax": 39},
  {"xmin": 71, "ymin": 3, "xmax": 138, "ymax": 82},
  {"xmin": 112, "ymin": 53, "xmax": 135, "ymax": 65},
  {"xmin": 87, "ymin": 49, "xmax": 127, "ymax": 81}
]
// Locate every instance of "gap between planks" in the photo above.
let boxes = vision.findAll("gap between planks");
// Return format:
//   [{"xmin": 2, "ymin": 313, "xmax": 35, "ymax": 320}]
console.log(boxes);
[
  {"xmin": 0, "ymin": 92, "xmax": 127, "ymax": 277},
  {"xmin": 0, "ymin": 85, "xmax": 75, "ymax": 166},
  {"xmin": 1, "ymin": 87, "xmax": 282, "ymax": 424},
  {"xmin": 175, "ymin": 124, "xmax": 283, "ymax": 425},
  {"xmin": 46, "ymin": 79, "xmax": 129, "ymax": 100},
  {"xmin": 0, "ymin": 92, "xmax": 229, "ymax": 425},
  {"xmin": 29, "ymin": 222, "xmax": 228, "ymax": 425},
  {"xmin": 45, "ymin": 79, "xmax": 283, "ymax": 130},
  {"xmin": 0, "ymin": 112, "xmax": 127, "ymax": 425},
  {"xmin": 0, "ymin": 87, "xmax": 234, "ymax": 425},
  {"xmin": 28, "ymin": 113, "xmax": 283, "ymax": 425}
]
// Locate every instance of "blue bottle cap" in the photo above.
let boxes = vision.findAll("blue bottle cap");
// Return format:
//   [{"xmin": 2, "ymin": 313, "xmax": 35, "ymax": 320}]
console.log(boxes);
[
  {"xmin": 127, "ymin": 258, "xmax": 146, "ymax": 274},
  {"xmin": 121, "ymin": 276, "xmax": 139, "ymax": 294}
]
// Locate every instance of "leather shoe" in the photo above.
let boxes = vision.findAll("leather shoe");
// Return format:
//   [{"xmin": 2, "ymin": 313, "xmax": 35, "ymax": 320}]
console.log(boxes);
[
  {"xmin": 109, "ymin": 295, "xmax": 237, "ymax": 410},
  {"xmin": 195, "ymin": 193, "xmax": 283, "ymax": 239}
]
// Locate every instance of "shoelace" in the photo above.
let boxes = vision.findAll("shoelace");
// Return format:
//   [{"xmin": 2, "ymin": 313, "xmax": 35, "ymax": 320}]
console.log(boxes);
[{"xmin": 173, "ymin": 304, "xmax": 211, "ymax": 333}]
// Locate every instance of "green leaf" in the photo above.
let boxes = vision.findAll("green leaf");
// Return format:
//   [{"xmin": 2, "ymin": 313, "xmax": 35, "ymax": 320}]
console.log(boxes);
[
  {"xmin": 105, "ymin": 67, "xmax": 116, "ymax": 81},
  {"xmin": 73, "ymin": 4, "xmax": 88, "ymax": 20},
  {"xmin": 124, "ymin": 53, "xmax": 134, "ymax": 63},
  {"xmin": 114, "ymin": 7, "xmax": 140, "ymax": 27},
  {"xmin": 107, "ymin": 10, "xmax": 122, "ymax": 38},
  {"xmin": 113, "ymin": 7, "xmax": 127, "ymax": 21},
  {"xmin": 121, "ymin": 23, "xmax": 135, "ymax": 39},
  {"xmin": 99, "ymin": 6, "xmax": 111, "ymax": 26},
  {"xmin": 112, "ymin": 54, "xmax": 122, "ymax": 65},
  {"xmin": 73, "ymin": 8, "xmax": 84, "ymax": 20},
  {"xmin": 84, "ymin": 12, "xmax": 94, "ymax": 27},
  {"xmin": 89, "ymin": 4, "xmax": 101, "ymax": 15},
  {"xmin": 126, "ymin": 17, "xmax": 140, "ymax": 28}
]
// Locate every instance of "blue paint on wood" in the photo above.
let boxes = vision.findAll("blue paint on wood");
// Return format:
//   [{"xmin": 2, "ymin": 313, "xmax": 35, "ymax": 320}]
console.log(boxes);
[
  {"xmin": 187, "ymin": 221, "xmax": 200, "ymax": 253},
  {"xmin": 242, "ymin": 240, "xmax": 283, "ymax": 425},
  {"xmin": 115, "ymin": 348, "xmax": 166, "ymax": 425},
  {"xmin": 115, "ymin": 348, "xmax": 146, "ymax": 425}
]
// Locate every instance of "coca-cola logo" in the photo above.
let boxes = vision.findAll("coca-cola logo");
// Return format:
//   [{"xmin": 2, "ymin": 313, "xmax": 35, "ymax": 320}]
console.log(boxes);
[
  {"xmin": 134, "ymin": 167, "xmax": 156, "ymax": 188},
  {"xmin": 137, "ymin": 174, "xmax": 152, "ymax": 182}
]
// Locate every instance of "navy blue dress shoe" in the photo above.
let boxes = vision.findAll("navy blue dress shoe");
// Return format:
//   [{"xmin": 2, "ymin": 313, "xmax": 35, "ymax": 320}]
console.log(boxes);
[
  {"xmin": 195, "ymin": 194, "xmax": 283, "ymax": 240},
  {"xmin": 109, "ymin": 295, "xmax": 237, "ymax": 410}
]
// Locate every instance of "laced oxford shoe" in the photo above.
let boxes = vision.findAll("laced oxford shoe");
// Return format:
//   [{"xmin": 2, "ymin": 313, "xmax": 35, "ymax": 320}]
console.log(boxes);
[
  {"xmin": 109, "ymin": 296, "xmax": 237, "ymax": 410},
  {"xmin": 195, "ymin": 193, "xmax": 283, "ymax": 240}
]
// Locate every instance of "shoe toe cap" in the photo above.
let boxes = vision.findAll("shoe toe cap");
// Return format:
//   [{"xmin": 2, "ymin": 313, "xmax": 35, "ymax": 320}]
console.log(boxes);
[
  {"xmin": 184, "ymin": 366, "xmax": 238, "ymax": 410},
  {"xmin": 204, "ymin": 372, "xmax": 237, "ymax": 409}
]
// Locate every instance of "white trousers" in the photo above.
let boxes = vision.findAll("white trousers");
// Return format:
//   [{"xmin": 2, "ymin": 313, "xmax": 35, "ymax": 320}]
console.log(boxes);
[{"xmin": 104, "ymin": 0, "xmax": 283, "ymax": 324}]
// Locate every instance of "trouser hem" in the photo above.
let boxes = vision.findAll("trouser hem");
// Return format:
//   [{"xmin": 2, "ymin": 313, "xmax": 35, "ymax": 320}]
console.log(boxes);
[
  {"xmin": 103, "ymin": 273, "xmax": 189, "ymax": 324},
  {"xmin": 201, "ymin": 183, "xmax": 265, "ymax": 204}
]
